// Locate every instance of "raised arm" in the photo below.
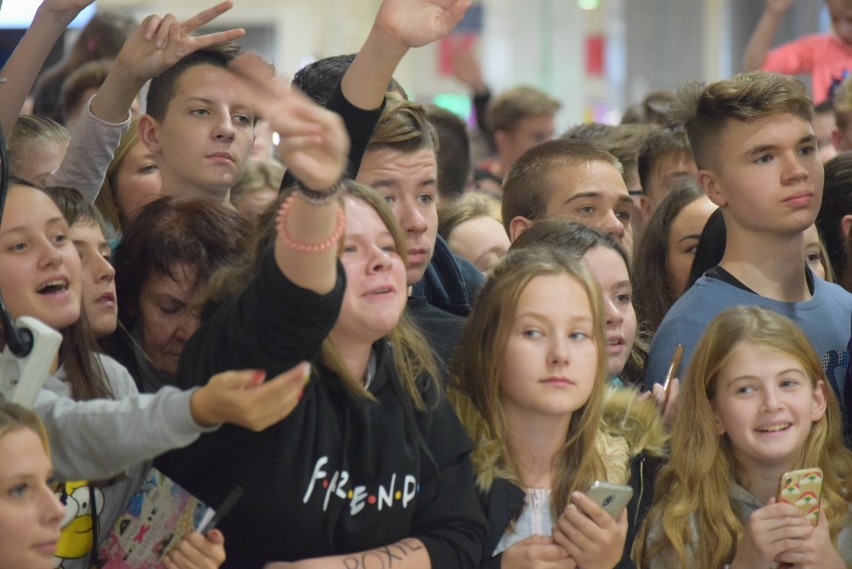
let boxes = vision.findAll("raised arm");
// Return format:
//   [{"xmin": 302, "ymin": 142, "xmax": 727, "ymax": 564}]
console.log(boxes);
[
  {"xmin": 231, "ymin": 53, "xmax": 350, "ymax": 294},
  {"xmin": 0, "ymin": 0, "xmax": 93, "ymax": 137},
  {"xmin": 742, "ymin": 0, "xmax": 795, "ymax": 71},
  {"xmin": 48, "ymin": 1, "xmax": 245, "ymax": 200},
  {"xmin": 343, "ymin": 0, "xmax": 471, "ymax": 111}
]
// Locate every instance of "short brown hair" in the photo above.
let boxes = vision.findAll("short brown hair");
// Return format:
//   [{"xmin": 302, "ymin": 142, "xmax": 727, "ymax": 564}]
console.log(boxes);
[
  {"xmin": 60, "ymin": 59, "xmax": 112, "ymax": 124},
  {"xmin": 501, "ymin": 139, "xmax": 621, "ymax": 233},
  {"xmin": 366, "ymin": 96, "xmax": 438, "ymax": 154},
  {"xmin": 487, "ymin": 86, "xmax": 561, "ymax": 133},
  {"xmin": 833, "ymin": 76, "xmax": 852, "ymax": 131},
  {"xmin": 145, "ymin": 42, "xmax": 242, "ymax": 121},
  {"xmin": 673, "ymin": 71, "xmax": 813, "ymax": 170},
  {"xmin": 637, "ymin": 125, "xmax": 693, "ymax": 195}
]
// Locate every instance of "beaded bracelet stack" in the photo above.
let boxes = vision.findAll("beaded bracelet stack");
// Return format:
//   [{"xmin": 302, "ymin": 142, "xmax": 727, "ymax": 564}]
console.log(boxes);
[{"xmin": 275, "ymin": 179, "xmax": 347, "ymax": 253}]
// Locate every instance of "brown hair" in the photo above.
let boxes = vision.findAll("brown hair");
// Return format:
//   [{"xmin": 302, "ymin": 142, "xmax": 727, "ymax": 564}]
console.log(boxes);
[
  {"xmin": 60, "ymin": 59, "xmax": 112, "ymax": 124},
  {"xmin": 634, "ymin": 181, "xmax": 707, "ymax": 334},
  {"xmin": 113, "ymin": 197, "xmax": 251, "ymax": 330},
  {"xmin": 366, "ymin": 96, "xmax": 439, "ymax": 154},
  {"xmin": 637, "ymin": 125, "xmax": 694, "ymax": 197},
  {"xmin": 501, "ymin": 139, "xmax": 622, "ymax": 233},
  {"xmin": 487, "ymin": 86, "xmax": 561, "ymax": 133},
  {"xmin": 673, "ymin": 71, "xmax": 813, "ymax": 170},
  {"xmin": 145, "ymin": 42, "xmax": 243, "ymax": 121}
]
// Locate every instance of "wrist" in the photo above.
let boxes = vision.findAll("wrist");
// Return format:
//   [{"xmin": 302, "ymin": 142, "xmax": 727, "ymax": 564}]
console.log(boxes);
[
  {"xmin": 33, "ymin": 5, "xmax": 80, "ymax": 29},
  {"xmin": 189, "ymin": 388, "xmax": 216, "ymax": 427},
  {"xmin": 363, "ymin": 26, "xmax": 409, "ymax": 67}
]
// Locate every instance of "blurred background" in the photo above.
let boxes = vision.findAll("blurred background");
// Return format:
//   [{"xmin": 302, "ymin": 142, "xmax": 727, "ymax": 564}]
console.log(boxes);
[{"xmin": 1, "ymin": 0, "xmax": 831, "ymax": 128}]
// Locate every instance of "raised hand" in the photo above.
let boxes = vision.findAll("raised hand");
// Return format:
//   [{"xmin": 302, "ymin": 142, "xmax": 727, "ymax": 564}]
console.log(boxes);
[
  {"xmin": 373, "ymin": 0, "xmax": 472, "ymax": 49},
  {"xmin": 190, "ymin": 363, "xmax": 311, "ymax": 431},
  {"xmin": 115, "ymin": 1, "xmax": 245, "ymax": 84},
  {"xmin": 230, "ymin": 52, "xmax": 349, "ymax": 191},
  {"xmin": 552, "ymin": 492, "xmax": 627, "ymax": 569}
]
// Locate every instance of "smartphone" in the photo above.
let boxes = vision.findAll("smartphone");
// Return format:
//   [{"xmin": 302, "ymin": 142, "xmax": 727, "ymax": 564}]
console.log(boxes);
[
  {"xmin": 662, "ymin": 344, "xmax": 684, "ymax": 405},
  {"xmin": 776, "ymin": 468, "xmax": 823, "ymax": 526},
  {"xmin": 584, "ymin": 481, "xmax": 633, "ymax": 519}
]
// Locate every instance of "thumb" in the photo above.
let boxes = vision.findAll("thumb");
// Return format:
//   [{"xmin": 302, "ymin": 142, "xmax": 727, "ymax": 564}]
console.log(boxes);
[
  {"xmin": 266, "ymin": 362, "xmax": 311, "ymax": 389},
  {"xmin": 206, "ymin": 528, "xmax": 225, "ymax": 545}
]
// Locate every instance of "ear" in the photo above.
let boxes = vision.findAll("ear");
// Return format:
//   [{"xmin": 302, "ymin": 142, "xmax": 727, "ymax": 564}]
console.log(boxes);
[
  {"xmin": 637, "ymin": 194, "xmax": 652, "ymax": 220},
  {"xmin": 710, "ymin": 405, "xmax": 727, "ymax": 435},
  {"xmin": 494, "ymin": 129, "xmax": 509, "ymax": 154},
  {"xmin": 811, "ymin": 379, "xmax": 828, "ymax": 423},
  {"xmin": 697, "ymin": 169, "xmax": 726, "ymax": 207},
  {"xmin": 832, "ymin": 127, "xmax": 843, "ymax": 152},
  {"xmin": 509, "ymin": 216, "xmax": 533, "ymax": 242},
  {"xmin": 137, "ymin": 114, "xmax": 162, "ymax": 154},
  {"xmin": 840, "ymin": 214, "xmax": 852, "ymax": 247}
]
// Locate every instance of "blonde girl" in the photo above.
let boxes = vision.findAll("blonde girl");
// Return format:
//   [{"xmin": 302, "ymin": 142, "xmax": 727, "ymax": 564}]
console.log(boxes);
[
  {"xmin": 636, "ymin": 306, "xmax": 852, "ymax": 568},
  {"xmin": 453, "ymin": 245, "xmax": 649, "ymax": 569}
]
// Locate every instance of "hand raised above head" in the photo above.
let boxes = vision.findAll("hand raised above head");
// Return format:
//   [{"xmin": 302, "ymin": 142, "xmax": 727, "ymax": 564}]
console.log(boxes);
[
  {"xmin": 115, "ymin": 1, "xmax": 245, "ymax": 84},
  {"xmin": 230, "ymin": 52, "xmax": 350, "ymax": 191},
  {"xmin": 765, "ymin": 0, "xmax": 796, "ymax": 16},
  {"xmin": 373, "ymin": 0, "xmax": 472, "ymax": 50}
]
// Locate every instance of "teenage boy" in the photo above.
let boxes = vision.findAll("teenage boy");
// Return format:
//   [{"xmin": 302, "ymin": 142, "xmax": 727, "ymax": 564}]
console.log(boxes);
[
  {"xmin": 636, "ymin": 125, "xmax": 697, "ymax": 215},
  {"xmin": 501, "ymin": 138, "xmax": 635, "ymax": 255},
  {"xmin": 473, "ymin": 85, "xmax": 561, "ymax": 196},
  {"xmin": 645, "ymin": 72, "xmax": 852, "ymax": 412}
]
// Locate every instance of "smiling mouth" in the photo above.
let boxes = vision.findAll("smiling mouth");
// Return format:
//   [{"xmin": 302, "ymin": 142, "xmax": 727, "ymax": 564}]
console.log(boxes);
[
  {"xmin": 756, "ymin": 423, "xmax": 791, "ymax": 433},
  {"xmin": 37, "ymin": 280, "xmax": 68, "ymax": 294}
]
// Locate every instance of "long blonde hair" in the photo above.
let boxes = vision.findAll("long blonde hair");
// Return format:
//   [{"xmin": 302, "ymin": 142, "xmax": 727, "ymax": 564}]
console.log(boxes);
[
  {"xmin": 451, "ymin": 245, "xmax": 607, "ymax": 520},
  {"xmin": 635, "ymin": 306, "xmax": 852, "ymax": 567}
]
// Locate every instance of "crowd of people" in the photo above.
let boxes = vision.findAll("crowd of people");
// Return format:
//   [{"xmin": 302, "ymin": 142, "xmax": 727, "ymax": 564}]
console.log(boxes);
[{"xmin": 2, "ymin": 0, "xmax": 852, "ymax": 568}]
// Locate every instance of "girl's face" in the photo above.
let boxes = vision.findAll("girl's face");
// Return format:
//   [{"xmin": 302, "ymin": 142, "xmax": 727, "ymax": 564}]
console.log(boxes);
[
  {"xmin": 666, "ymin": 195, "xmax": 716, "ymax": 297},
  {"xmin": 137, "ymin": 264, "xmax": 203, "ymax": 377},
  {"xmin": 13, "ymin": 140, "xmax": 68, "ymax": 187},
  {"xmin": 711, "ymin": 341, "xmax": 827, "ymax": 475},
  {"xmin": 803, "ymin": 224, "xmax": 826, "ymax": 280},
  {"xmin": 582, "ymin": 246, "xmax": 636, "ymax": 379},
  {"xmin": 334, "ymin": 196, "xmax": 407, "ymax": 346},
  {"xmin": 500, "ymin": 274, "xmax": 598, "ymax": 424},
  {"xmin": 0, "ymin": 185, "xmax": 82, "ymax": 329},
  {"xmin": 69, "ymin": 222, "xmax": 116, "ymax": 339},
  {"xmin": 0, "ymin": 428, "xmax": 64, "ymax": 569},
  {"xmin": 113, "ymin": 142, "xmax": 162, "ymax": 223},
  {"xmin": 447, "ymin": 215, "xmax": 510, "ymax": 274}
]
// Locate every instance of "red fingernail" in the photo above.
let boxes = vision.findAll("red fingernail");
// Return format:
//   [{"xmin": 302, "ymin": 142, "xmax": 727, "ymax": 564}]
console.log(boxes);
[
  {"xmin": 298, "ymin": 389, "xmax": 304, "ymax": 402},
  {"xmin": 252, "ymin": 370, "xmax": 265, "ymax": 383}
]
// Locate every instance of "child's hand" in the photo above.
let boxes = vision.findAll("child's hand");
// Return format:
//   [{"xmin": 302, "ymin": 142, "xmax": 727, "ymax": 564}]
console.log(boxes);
[
  {"xmin": 230, "ymin": 52, "xmax": 350, "ymax": 191},
  {"xmin": 729, "ymin": 499, "xmax": 813, "ymax": 569},
  {"xmin": 163, "ymin": 530, "xmax": 226, "ymax": 569},
  {"xmin": 114, "ymin": 1, "xmax": 245, "ymax": 84},
  {"xmin": 642, "ymin": 377, "xmax": 679, "ymax": 428},
  {"xmin": 501, "ymin": 535, "xmax": 577, "ymax": 569},
  {"xmin": 373, "ymin": 0, "xmax": 472, "ymax": 50},
  {"xmin": 190, "ymin": 363, "xmax": 311, "ymax": 431},
  {"xmin": 551, "ymin": 492, "xmax": 627, "ymax": 569},
  {"xmin": 774, "ymin": 508, "xmax": 845, "ymax": 569},
  {"xmin": 765, "ymin": 0, "xmax": 795, "ymax": 16},
  {"xmin": 35, "ymin": 0, "xmax": 95, "ymax": 26}
]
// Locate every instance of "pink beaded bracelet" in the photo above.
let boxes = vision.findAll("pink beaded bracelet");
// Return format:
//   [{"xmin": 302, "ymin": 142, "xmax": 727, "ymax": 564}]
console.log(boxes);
[{"xmin": 275, "ymin": 193, "xmax": 346, "ymax": 253}]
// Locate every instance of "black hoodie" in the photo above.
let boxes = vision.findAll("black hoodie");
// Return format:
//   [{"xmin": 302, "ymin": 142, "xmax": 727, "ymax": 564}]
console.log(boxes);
[{"xmin": 157, "ymin": 250, "xmax": 486, "ymax": 568}]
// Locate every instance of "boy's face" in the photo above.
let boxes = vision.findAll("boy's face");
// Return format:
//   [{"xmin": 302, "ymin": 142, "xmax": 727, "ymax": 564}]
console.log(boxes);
[
  {"xmin": 646, "ymin": 152, "xmax": 698, "ymax": 211},
  {"xmin": 829, "ymin": 2, "xmax": 852, "ymax": 44},
  {"xmin": 701, "ymin": 113, "xmax": 823, "ymax": 238},
  {"xmin": 357, "ymin": 147, "xmax": 439, "ymax": 287},
  {"xmin": 140, "ymin": 64, "xmax": 255, "ymax": 201},
  {"xmin": 539, "ymin": 161, "xmax": 634, "ymax": 253},
  {"xmin": 497, "ymin": 114, "xmax": 556, "ymax": 170}
]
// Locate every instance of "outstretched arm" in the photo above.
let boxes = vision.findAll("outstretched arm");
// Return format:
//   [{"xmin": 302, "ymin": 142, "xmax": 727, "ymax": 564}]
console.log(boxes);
[
  {"xmin": 0, "ymin": 0, "xmax": 94, "ymax": 137},
  {"xmin": 264, "ymin": 539, "xmax": 430, "ymax": 569},
  {"xmin": 742, "ymin": 0, "xmax": 795, "ymax": 71}
]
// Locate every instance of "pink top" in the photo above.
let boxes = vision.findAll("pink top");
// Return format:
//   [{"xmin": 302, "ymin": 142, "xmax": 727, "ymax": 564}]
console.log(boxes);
[{"xmin": 763, "ymin": 33, "xmax": 852, "ymax": 104}]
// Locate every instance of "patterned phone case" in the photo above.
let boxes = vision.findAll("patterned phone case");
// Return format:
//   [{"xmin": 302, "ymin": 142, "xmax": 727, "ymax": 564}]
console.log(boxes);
[{"xmin": 777, "ymin": 468, "xmax": 823, "ymax": 526}]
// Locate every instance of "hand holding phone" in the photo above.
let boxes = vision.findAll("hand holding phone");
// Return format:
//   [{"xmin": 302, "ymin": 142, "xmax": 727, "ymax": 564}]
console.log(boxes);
[
  {"xmin": 584, "ymin": 481, "xmax": 633, "ymax": 519},
  {"xmin": 776, "ymin": 468, "xmax": 823, "ymax": 526}
]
